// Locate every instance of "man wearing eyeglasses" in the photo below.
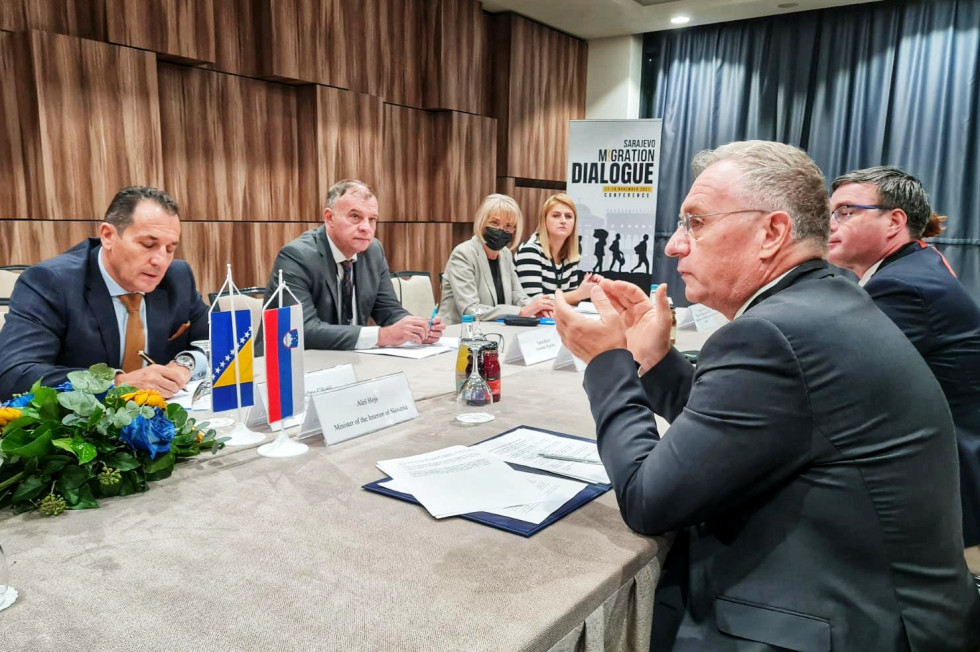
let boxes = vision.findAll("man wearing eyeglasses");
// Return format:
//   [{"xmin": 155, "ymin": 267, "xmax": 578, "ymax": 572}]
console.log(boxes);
[
  {"xmin": 264, "ymin": 179, "xmax": 444, "ymax": 350},
  {"xmin": 555, "ymin": 141, "xmax": 980, "ymax": 650},
  {"xmin": 829, "ymin": 166, "xmax": 980, "ymax": 586}
]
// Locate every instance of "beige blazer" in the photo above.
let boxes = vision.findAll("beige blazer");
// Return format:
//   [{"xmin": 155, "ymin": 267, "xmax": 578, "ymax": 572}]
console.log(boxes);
[{"xmin": 438, "ymin": 235, "xmax": 531, "ymax": 324}]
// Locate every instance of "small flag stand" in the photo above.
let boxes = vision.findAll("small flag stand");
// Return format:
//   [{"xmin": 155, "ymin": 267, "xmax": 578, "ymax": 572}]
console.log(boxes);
[
  {"xmin": 208, "ymin": 264, "xmax": 264, "ymax": 446},
  {"xmin": 257, "ymin": 270, "xmax": 308, "ymax": 458}
]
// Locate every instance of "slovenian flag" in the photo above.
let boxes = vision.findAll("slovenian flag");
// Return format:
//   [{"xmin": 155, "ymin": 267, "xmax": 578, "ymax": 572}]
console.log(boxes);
[
  {"xmin": 210, "ymin": 309, "xmax": 254, "ymax": 412},
  {"xmin": 262, "ymin": 305, "xmax": 305, "ymax": 423}
]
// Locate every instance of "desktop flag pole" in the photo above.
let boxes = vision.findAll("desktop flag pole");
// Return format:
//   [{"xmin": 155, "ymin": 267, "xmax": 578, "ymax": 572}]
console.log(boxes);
[
  {"xmin": 207, "ymin": 264, "xmax": 264, "ymax": 446},
  {"xmin": 257, "ymin": 270, "xmax": 307, "ymax": 458}
]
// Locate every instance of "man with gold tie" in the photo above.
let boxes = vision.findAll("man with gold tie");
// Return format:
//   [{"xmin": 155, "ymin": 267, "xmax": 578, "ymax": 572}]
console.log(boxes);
[{"xmin": 0, "ymin": 186, "xmax": 208, "ymax": 400}]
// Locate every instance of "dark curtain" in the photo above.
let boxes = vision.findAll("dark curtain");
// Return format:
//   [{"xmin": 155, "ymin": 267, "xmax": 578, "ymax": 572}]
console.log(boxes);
[{"xmin": 640, "ymin": 0, "xmax": 980, "ymax": 303}]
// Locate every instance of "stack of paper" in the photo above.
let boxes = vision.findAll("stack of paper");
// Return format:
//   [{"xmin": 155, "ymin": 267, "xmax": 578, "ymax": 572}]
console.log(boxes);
[
  {"xmin": 469, "ymin": 427, "xmax": 610, "ymax": 484},
  {"xmin": 357, "ymin": 337, "xmax": 458, "ymax": 359},
  {"xmin": 377, "ymin": 446, "xmax": 559, "ymax": 519}
]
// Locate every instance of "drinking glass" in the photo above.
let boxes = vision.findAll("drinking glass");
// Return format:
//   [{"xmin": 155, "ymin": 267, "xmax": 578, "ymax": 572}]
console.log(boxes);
[
  {"xmin": 456, "ymin": 341, "xmax": 494, "ymax": 424},
  {"xmin": 0, "ymin": 542, "xmax": 9, "ymax": 602},
  {"xmin": 190, "ymin": 339, "xmax": 212, "ymax": 403}
]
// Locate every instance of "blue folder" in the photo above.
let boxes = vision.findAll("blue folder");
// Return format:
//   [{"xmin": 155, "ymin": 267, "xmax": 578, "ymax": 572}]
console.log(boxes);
[{"xmin": 362, "ymin": 425, "xmax": 612, "ymax": 537}]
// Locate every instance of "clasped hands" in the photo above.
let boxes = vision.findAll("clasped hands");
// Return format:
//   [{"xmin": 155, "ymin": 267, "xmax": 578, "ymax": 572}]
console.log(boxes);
[
  {"xmin": 555, "ymin": 280, "xmax": 673, "ymax": 375},
  {"xmin": 378, "ymin": 315, "xmax": 446, "ymax": 347}
]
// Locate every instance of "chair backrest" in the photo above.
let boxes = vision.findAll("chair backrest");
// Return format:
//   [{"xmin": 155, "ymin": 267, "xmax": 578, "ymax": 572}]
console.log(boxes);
[
  {"xmin": 0, "ymin": 266, "xmax": 28, "ymax": 299},
  {"xmin": 392, "ymin": 271, "xmax": 435, "ymax": 318},
  {"xmin": 0, "ymin": 308, "xmax": 5, "ymax": 330}
]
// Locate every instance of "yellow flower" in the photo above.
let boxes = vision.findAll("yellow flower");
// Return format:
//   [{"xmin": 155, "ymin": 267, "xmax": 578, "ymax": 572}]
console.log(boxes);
[
  {"xmin": 0, "ymin": 407, "xmax": 23, "ymax": 428},
  {"xmin": 121, "ymin": 390, "xmax": 167, "ymax": 409}
]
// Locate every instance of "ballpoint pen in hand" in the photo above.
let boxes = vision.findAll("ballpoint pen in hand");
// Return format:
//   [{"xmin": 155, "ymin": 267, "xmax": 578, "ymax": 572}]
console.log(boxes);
[
  {"xmin": 138, "ymin": 350, "xmax": 156, "ymax": 366},
  {"xmin": 537, "ymin": 453, "xmax": 602, "ymax": 465},
  {"xmin": 428, "ymin": 305, "xmax": 438, "ymax": 328}
]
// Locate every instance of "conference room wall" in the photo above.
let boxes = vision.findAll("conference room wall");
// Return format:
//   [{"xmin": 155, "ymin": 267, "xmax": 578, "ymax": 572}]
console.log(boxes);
[{"xmin": 0, "ymin": 1, "xmax": 586, "ymax": 300}]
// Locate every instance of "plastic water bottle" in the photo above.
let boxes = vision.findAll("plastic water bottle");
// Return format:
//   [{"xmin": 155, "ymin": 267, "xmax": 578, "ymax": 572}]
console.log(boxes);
[{"xmin": 456, "ymin": 315, "xmax": 478, "ymax": 393}]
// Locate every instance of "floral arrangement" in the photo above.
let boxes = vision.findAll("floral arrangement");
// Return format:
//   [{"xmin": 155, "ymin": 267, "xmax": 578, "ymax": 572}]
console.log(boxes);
[{"xmin": 0, "ymin": 364, "xmax": 225, "ymax": 516}]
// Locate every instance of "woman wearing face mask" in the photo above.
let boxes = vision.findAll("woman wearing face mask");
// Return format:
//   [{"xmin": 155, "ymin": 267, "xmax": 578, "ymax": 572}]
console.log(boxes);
[
  {"xmin": 515, "ymin": 193, "xmax": 602, "ymax": 305},
  {"xmin": 438, "ymin": 194, "xmax": 554, "ymax": 324}
]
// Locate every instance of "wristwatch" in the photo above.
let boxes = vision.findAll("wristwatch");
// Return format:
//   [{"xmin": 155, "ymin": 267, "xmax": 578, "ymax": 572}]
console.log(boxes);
[{"xmin": 174, "ymin": 353, "xmax": 196, "ymax": 373}]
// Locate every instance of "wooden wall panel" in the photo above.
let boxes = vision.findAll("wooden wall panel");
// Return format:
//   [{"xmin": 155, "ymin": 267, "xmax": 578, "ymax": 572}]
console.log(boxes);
[
  {"xmin": 492, "ymin": 13, "xmax": 586, "ymax": 182},
  {"xmin": 259, "ymin": 0, "xmax": 342, "ymax": 85},
  {"xmin": 315, "ymin": 86, "xmax": 383, "ymax": 198},
  {"xmin": 0, "ymin": 221, "xmax": 99, "ymax": 266},
  {"xmin": 434, "ymin": 111, "xmax": 496, "ymax": 223},
  {"xmin": 341, "ymin": 0, "xmax": 383, "ymax": 97},
  {"xmin": 106, "ymin": 0, "xmax": 215, "ymax": 64},
  {"xmin": 14, "ymin": 31, "xmax": 163, "ymax": 221},
  {"xmin": 177, "ymin": 221, "xmax": 319, "ymax": 292},
  {"xmin": 158, "ymin": 63, "xmax": 319, "ymax": 223},
  {"xmin": 1, "ymin": 1, "xmax": 107, "ymax": 40},
  {"xmin": 424, "ymin": 0, "xmax": 488, "ymax": 114},
  {"xmin": 376, "ymin": 222, "xmax": 454, "ymax": 300},
  {"xmin": 0, "ymin": 34, "xmax": 29, "ymax": 220},
  {"xmin": 211, "ymin": 0, "xmax": 262, "ymax": 77},
  {"xmin": 380, "ymin": 0, "xmax": 425, "ymax": 107},
  {"xmin": 381, "ymin": 103, "xmax": 436, "ymax": 222}
]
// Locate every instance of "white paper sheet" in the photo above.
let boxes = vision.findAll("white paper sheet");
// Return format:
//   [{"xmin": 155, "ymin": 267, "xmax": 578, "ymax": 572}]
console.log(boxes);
[
  {"xmin": 470, "ymin": 428, "xmax": 610, "ymax": 484},
  {"xmin": 381, "ymin": 469, "xmax": 586, "ymax": 525},
  {"xmin": 168, "ymin": 380, "xmax": 203, "ymax": 410},
  {"xmin": 357, "ymin": 338, "xmax": 456, "ymax": 359},
  {"xmin": 377, "ymin": 446, "xmax": 550, "ymax": 518}
]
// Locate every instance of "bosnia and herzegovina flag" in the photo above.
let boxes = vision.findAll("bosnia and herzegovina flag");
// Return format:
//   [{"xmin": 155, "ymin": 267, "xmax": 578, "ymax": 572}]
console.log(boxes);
[
  {"xmin": 262, "ymin": 304, "xmax": 305, "ymax": 424},
  {"xmin": 210, "ymin": 309, "xmax": 254, "ymax": 413}
]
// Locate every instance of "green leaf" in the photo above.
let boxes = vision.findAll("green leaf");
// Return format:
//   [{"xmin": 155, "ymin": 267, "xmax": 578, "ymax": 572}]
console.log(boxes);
[
  {"xmin": 102, "ymin": 451, "xmax": 140, "ymax": 471},
  {"xmin": 65, "ymin": 482, "xmax": 99, "ymax": 510},
  {"xmin": 50, "ymin": 436, "xmax": 98, "ymax": 465},
  {"xmin": 33, "ymin": 386, "xmax": 62, "ymax": 421},
  {"xmin": 57, "ymin": 391, "xmax": 103, "ymax": 418},
  {"xmin": 118, "ymin": 469, "xmax": 146, "ymax": 496},
  {"xmin": 111, "ymin": 410, "xmax": 133, "ymax": 428},
  {"xmin": 57, "ymin": 464, "xmax": 93, "ymax": 490},
  {"xmin": 10, "ymin": 473, "xmax": 45, "ymax": 503},
  {"xmin": 40, "ymin": 456, "xmax": 71, "ymax": 475},
  {"xmin": 0, "ymin": 424, "xmax": 53, "ymax": 458},
  {"xmin": 168, "ymin": 404, "xmax": 188, "ymax": 429},
  {"xmin": 142, "ymin": 451, "xmax": 175, "ymax": 481},
  {"xmin": 140, "ymin": 406, "xmax": 155, "ymax": 419},
  {"xmin": 67, "ymin": 367, "xmax": 114, "ymax": 395}
]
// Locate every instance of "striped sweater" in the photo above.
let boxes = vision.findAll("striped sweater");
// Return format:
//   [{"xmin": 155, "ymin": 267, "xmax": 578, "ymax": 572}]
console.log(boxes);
[{"xmin": 515, "ymin": 234, "xmax": 582, "ymax": 296}]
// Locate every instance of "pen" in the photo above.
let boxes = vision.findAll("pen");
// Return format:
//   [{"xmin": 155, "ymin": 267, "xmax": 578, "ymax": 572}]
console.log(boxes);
[
  {"xmin": 138, "ymin": 350, "xmax": 156, "ymax": 366},
  {"xmin": 537, "ymin": 453, "xmax": 602, "ymax": 465},
  {"xmin": 539, "ymin": 318, "xmax": 555, "ymax": 325},
  {"xmin": 428, "ymin": 305, "xmax": 438, "ymax": 328}
]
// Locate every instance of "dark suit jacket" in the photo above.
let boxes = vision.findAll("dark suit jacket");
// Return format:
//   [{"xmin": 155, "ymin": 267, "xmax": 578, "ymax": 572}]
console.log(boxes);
[
  {"xmin": 0, "ymin": 238, "xmax": 208, "ymax": 400},
  {"xmin": 584, "ymin": 260, "xmax": 980, "ymax": 651},
  {"xmin": 264, "ymin": 225, "xmax": 408, "ymax": 350},
  {"xmin": 865, "ymin": 241, "xmax": 980, "ymax": 547}
]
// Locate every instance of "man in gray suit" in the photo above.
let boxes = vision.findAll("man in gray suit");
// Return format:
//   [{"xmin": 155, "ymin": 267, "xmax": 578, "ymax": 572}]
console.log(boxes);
[
  {"xmin": 265, "ymin": 180, "xmax": 444, "ymax": 350},
  {"xmin": 555, "ymin": 141, "xmax": 980, "ymax": 650}
]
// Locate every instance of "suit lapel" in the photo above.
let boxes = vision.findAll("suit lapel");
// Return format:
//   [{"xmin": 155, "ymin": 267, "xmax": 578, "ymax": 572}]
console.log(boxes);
[
  {"xmin": 316, "ymin": 227, "xmax": 342, "ymax": 323},
  {"xmin": 474, "ymin": 237, "xmax": 496, "ymax": 300},
  {"xmin": 85, "ymin": 245, "xmax": 121, "ymax": 366},
  {"xmin": 144, "ymin": 290, "xmax": 168, "ymax": 361}
]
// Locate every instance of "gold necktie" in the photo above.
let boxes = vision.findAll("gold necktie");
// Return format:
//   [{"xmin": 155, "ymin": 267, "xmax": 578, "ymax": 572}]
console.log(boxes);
[{"xmin": 119, "ymin": 293, "xmax": 144, "ymax": 373}]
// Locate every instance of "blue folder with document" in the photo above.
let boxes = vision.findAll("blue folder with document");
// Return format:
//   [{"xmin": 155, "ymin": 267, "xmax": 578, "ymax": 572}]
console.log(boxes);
[{"xmin": 362, "ymin": 426, "xmax": 612, "ymax": 537}]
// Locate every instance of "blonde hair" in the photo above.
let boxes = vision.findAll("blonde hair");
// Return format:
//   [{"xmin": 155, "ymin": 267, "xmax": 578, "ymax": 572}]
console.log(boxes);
[
  {"xmin": 473, "ymin": 194, "xmax": 523, "ymax": 251},
  {"xmin": 536, "ymin": 193, "xmax": 580, "ymax": 263}
]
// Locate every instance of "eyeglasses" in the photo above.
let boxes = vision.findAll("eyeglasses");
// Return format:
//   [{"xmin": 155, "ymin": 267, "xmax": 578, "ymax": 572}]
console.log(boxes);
[
  {"xmin": 676, "ymin": 209, "xmax": 769, "ymax": 240},
  {"xmin": 830, "ymin": 204, "xmax": 892, "ymax": 223},
  {"xmin": 487, "ymin": 219, "xmax": 517, "ymax": 234}
]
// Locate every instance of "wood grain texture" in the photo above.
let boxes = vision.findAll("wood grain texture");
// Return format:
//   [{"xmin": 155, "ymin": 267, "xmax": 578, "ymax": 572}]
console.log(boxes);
[
  {"xmin": 380, "ymin": 0, "xmax": 425, "ymax": 107},
  {"xmin": 106, "ymin": 0, "xmax": 215, "ymax": 64},
  {"xmin": 435, "ymin": 111, "xmax": 496, "ymax": 223},
  {"xmin": 423, "ymin": 0, "xmax": 488, "ymax": 114},
  {"xmin": 212, "ymin": 0, "xmax": 263, "ymax": 77},
  {"xmin": 315, "ymin": 86, "xmax": 383, "ymax": 197},
  {"xmin": 177, "ymin": 221, "xmax": 320, "ymax": 292},
  {"xmin": 0, "ymin": 34, "xmax": 29, "ymax": 220},
  {"xmin": 1, "ymin": 1, "xmax": 107, "ymax": 40},
  {"xmin": 491, "ymin": 13, "xmax": 587, "ymax": 182},
  {"xmin": 381, "ymin": 103, "xmax": 435, "ymax": 222},
  {"xmin": 376, "ymin": 222, "xmax": 454, "ymax": 301},
  {"xmin": 158, "ymin": 63, "xmax": 319, "ymax": 223},
  {"xmin": 259, "ymin": 0, "xmax": 342, "ymax": 84},
  {"xmin": 0, "ymin": 220, "xmax": 100, "ymax": 266},
  {"xmin": 10, "ymin": 31, "xmax": 163, "ymax": 221}
]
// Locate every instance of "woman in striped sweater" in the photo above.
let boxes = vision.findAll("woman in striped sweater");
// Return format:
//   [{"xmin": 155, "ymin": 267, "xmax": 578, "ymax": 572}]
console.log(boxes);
[{"xmin": 516, "ymin": 193, "xmax": 601, "ymax": 305}]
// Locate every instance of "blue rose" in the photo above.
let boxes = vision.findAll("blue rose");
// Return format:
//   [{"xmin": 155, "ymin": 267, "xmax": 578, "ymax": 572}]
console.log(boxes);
[
  {"xmin": 119, "ymin": 410, "xmax": 176, "ymax": 459},
  {"xmin": 3, "ymin": 393, "xmax": 34, "ymax": 408}
]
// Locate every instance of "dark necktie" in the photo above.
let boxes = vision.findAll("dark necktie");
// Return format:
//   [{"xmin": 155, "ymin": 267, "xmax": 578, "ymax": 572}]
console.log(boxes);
[
  {"xmin": 341, "ymin": 260, "xmax": 354, "ymax": 325},
  {"xmin": 119, "ymin": 293, "xmax": 144, "ymax": 372}
]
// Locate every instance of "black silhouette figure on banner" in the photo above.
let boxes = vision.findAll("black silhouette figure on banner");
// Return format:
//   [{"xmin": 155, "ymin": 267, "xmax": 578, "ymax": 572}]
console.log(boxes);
[
  {"xmin": 631, "ymin": 234, "xmax": 650, "ymax": 274},
  {"xmin": 593, "ymin": 229, "xmax": 609, "ymax": 272},
  {"xmin": 609, "ymin": 234, "xmax": 626, "ymax": 272}
]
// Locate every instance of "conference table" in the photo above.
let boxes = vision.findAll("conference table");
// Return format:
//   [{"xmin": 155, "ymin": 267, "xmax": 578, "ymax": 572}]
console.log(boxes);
[{"xmin": 0, "ymin": 322, "xmax": 711, "ymax": 651}]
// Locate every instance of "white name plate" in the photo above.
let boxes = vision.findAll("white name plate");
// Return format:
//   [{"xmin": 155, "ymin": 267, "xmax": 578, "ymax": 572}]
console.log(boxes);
[
  {"xmin": 310, "ymin": 372, "xmax": 418, "ymax": 446},
  {"xmin": 503, "ymin": 326, "xmax": 562, "ymax": 366},
  {"xmin": 248, "ymin": 365, "xmax": 358, "ymax": 435},
  {"xmin": 689, "ymin": 303, "xmax": 728, "ymax": 332},
  {"xmin": 553, "ymin": 344, "xmax": 587, "ymax": 372}
]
